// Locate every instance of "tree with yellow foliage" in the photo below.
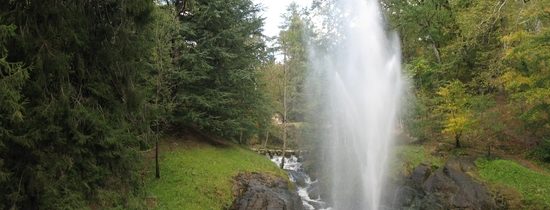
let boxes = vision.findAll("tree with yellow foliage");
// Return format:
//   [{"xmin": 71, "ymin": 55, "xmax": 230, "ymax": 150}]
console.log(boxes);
[{"xmin": 437, "ymin": 80, "xmax": 475, "ymax": 148}]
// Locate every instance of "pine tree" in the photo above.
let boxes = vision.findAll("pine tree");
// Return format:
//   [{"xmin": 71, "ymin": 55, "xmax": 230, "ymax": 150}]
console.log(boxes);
[
  {"xmin": 0, "ymin": 1, "xmax": 154, "ymax": 208},
  {"xmin": 277, "ymin": 4, "xmax": 310, "ymax": 168},
  {"xmin": 170, "ymin": 0, "xmax": 269, "ymax": 141},
  {"xmin": 144, "ymin": 3, "xmax": 182, "ymax": 179},
  {"xmin": 279, "ymin": 4, "xmax": 309, "ymax": 122},
  {"xmin": 0, "ymin": 22, "xmax": 29, "ymax": 210}
]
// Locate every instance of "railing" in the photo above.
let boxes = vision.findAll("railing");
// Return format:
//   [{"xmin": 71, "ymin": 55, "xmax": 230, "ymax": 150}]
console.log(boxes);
[{"xmin": 251, "ymin": 148, "xmax": 308, "ymax": 157}]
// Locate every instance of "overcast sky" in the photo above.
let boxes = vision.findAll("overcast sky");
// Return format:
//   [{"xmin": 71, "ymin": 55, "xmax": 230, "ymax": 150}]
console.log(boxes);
[{"xmin": 253, "ymin": 0, "xmax": 313, "ymax": 38}]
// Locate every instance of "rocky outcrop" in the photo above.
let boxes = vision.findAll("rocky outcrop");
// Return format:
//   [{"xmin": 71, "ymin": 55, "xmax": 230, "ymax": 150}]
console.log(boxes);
[
  {"xmin": 393, "ymin": 157, "xmax": 498, "ymax": 210},
  {"xmin": 231, "ymin": 172, "xmax": 304, "ymax": 210},
  {"xmin": 307, "ymin": 182, "xmax": 321, "ymax": 200},
  {"xmin": 288, "ymin": 170, "xmax": 307, "ymax": 187}
]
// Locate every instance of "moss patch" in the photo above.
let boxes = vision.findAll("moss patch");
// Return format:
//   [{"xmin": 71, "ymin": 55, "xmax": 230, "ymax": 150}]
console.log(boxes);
[
  {"xmin": 145, "ymin": 141, "xmax": 286, "ymax": 210},
  {"xmin": 476, "ymin": 159, "xmax": 550, "ymax": 209}
]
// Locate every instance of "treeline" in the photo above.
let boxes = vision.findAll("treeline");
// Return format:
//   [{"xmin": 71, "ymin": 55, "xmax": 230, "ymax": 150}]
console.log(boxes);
[
  {"xmin": 0, "ymin": 0, "xmax": 269, "ymax": 209},
  {"xmin": 381, "ymin": 0, "xmax": 549, "ymax": 159}
]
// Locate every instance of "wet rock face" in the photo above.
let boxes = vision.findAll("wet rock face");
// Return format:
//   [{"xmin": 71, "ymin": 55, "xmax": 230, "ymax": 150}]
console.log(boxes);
[
  {"xmin": 231, "ymin": 172, "xmax": 304, "ymax": 210},
  {"xmin": 410, "ymin": 164, "xmax": 432, "ymax": 187},
  {"xmin": 394, "ymin": 157, "xmax": 497, "ymax": 210},
  {"xmin": 288, "ymin": 170, "xmax": 307, "ymax": 188},
  {"xmin": 307, "ymin": 182, "xmax": 321, "ymax": 200}
]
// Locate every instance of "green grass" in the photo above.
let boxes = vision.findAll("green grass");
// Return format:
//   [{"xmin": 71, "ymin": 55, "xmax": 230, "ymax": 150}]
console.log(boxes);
[
  {"xmin": 145, "ymin": 143, "xmax": 286, "ymax": 210},
  {"xmin": 394, "ymin": 144, "xmax": 444, "ymax": 174},
  {"xmin": 476, "ymin": 159, "xmax": 550, "ymax": 208}
]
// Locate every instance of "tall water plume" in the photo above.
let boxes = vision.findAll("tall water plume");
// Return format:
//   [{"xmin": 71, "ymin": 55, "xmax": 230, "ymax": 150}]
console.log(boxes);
[{"xmin": 309, "ymin": 0, "xmax": 404, "ymax": 209}]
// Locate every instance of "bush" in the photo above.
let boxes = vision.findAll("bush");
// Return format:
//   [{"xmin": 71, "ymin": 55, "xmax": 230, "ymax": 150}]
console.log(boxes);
[{"xmin": 532, "ymin": 138, "xmax": 550, "ymax": 163}]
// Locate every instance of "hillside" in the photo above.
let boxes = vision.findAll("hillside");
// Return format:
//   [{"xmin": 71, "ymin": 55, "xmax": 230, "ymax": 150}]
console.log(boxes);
[{"xmin": 143, "ymin": 133, "xmax": 287, "ymax": 210}]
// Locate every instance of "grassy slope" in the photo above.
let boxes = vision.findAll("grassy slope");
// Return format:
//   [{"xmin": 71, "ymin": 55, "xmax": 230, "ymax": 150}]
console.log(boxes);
[
  {"xmin": 394, "ymin": 144, "xmax": 444, "ymax": 174},
  {"xmin": 476, "ymin": 159, "xmax": 550, "ymax": 208},
  {"xmin": 145, "ymin": 139, "xmax": 286, "ymax": 210}
]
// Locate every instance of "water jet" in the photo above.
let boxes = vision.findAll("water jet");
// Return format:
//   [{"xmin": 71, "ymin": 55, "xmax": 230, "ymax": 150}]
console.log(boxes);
[{"xmin": 311, "ymin": 0, "xmax": 404, "ymax": 209}]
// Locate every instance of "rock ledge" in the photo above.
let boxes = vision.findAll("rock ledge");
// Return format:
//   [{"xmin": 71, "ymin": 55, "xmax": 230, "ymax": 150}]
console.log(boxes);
[
  {"xmin": 231, "ymin": 172, "xmax": 304, "ymax": 210},
  {"xmin": 394, "ymin": 157, "xmax": 498, "ymax": 210}
]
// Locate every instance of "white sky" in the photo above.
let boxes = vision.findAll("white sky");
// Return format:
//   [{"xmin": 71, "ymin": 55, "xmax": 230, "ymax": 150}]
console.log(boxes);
[{"xmin": 253, "ymin": 0, "xmax": 313, "ymax": 38}]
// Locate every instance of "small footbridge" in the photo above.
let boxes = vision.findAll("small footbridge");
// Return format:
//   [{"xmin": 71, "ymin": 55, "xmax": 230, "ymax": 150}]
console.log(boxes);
[{"xmin": 251, "ymin": 148, "xmax": 308, "ymax": 157}]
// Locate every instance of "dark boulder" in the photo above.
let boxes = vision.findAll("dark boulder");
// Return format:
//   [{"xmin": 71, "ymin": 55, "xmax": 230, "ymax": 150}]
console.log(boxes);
[
  {"xmin": 394, "ymin": 186, "xmax": 418, "ymax": 207},
  {"xmin": 231, "ymin": 172, "xmax": 304, "ymax": 210},
  {"xmin": 394, "ymin": 157, "xmax": 497, "ymax": 210},
  {"xmin": 422, "ymin": 167, "xmax": 459, "ymax": 194},
  {"xmin": 410, "ymin": 164, "xmax": 432, "ymax": 189},
  {"xmin": 443, "ymin": 159, "xmax": 496, "ymax": 209}
]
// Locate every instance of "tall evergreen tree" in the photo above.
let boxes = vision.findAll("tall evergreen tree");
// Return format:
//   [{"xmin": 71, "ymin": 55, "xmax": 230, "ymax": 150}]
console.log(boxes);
[
  {"xmin": 170, "ymin": 0, "xmax": 269, "ymax": 141},
  {"xmin": 279, "ymin": 4, "xmax": 309, "ymax": 122},
  {"xmin": 0, "ymin": 1, "xmax": 154, "ymax": 208},
  {"xmin": 144, "ymin": 3, "xmax": 182, "ymax": 179}
]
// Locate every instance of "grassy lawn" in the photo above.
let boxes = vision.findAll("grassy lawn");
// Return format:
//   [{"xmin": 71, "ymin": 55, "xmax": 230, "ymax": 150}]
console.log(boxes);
[
  {"xmin": 394, "ymin": 144, "xmax": 444, "ymax": 174},
  {"xmin": 145, "ymin": 141, "xmax": 286, "ymax": 210},
  {"xmin": 476, "ymin": 159, "xmax": 550, "ymax": 209}
]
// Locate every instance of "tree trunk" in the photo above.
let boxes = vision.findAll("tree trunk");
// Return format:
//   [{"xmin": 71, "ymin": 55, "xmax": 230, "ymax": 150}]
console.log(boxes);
[
  {"xmin": 175, "ymin": 0, "xmax": 187, "ymax": 18},
  {"xmin": 263, "ymin": 130, "xmax": 269, "ymax": 149},
  {"xmin": 281, "ymin": 124, "xmax": 287, "ymax": 169},
  {"xmin": 154, "ymin": 22, "xmax": 164, "ymax": 179},
  {"xmin": 155, "ymin": 135, "xmax": 160, "ymax": 179},
  {"xmin": 455, "ymin": 132, "xmax": 462, "ymax": 148},
  {"xmin": 281, "ymin": 44, "xmax": 288, "ymax": 169},
  {"xmin": 430, "ymin": 40, "xmax": 442, "ymax": 64},
  {"xmin": 239, "ymin": 130, "xmax": 243, "ymax": 145}
]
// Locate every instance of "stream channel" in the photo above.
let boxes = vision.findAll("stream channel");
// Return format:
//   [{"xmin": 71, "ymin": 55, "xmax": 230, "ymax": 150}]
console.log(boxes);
[{"xmin": 269, "ymin": 155, "xmax": 331, "ymax": 210}]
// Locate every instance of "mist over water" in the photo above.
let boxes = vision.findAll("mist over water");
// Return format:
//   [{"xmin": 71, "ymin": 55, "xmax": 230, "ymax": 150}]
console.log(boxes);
[{"xmin": 310, "ymin": 0, "xmax": 404, "ymax": 209}]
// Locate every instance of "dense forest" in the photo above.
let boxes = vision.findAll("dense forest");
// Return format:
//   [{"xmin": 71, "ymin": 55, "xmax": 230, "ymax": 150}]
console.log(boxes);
[
  {"xmin": 385, "ymin": 0, "xmax": 550, "ymax": 153},
  {"xmin": 0, "ymin": 0, "xmax": 549, "ymax": 209},
  {"xmin": 0, "ymin": 0, "xmax": 272, "ymax": 208}
]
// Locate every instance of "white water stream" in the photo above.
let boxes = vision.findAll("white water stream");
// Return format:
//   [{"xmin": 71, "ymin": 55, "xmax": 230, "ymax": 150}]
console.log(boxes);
[{"xmin": 270, "ymin": 155, "xmax": 330, "ymax": 210}]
